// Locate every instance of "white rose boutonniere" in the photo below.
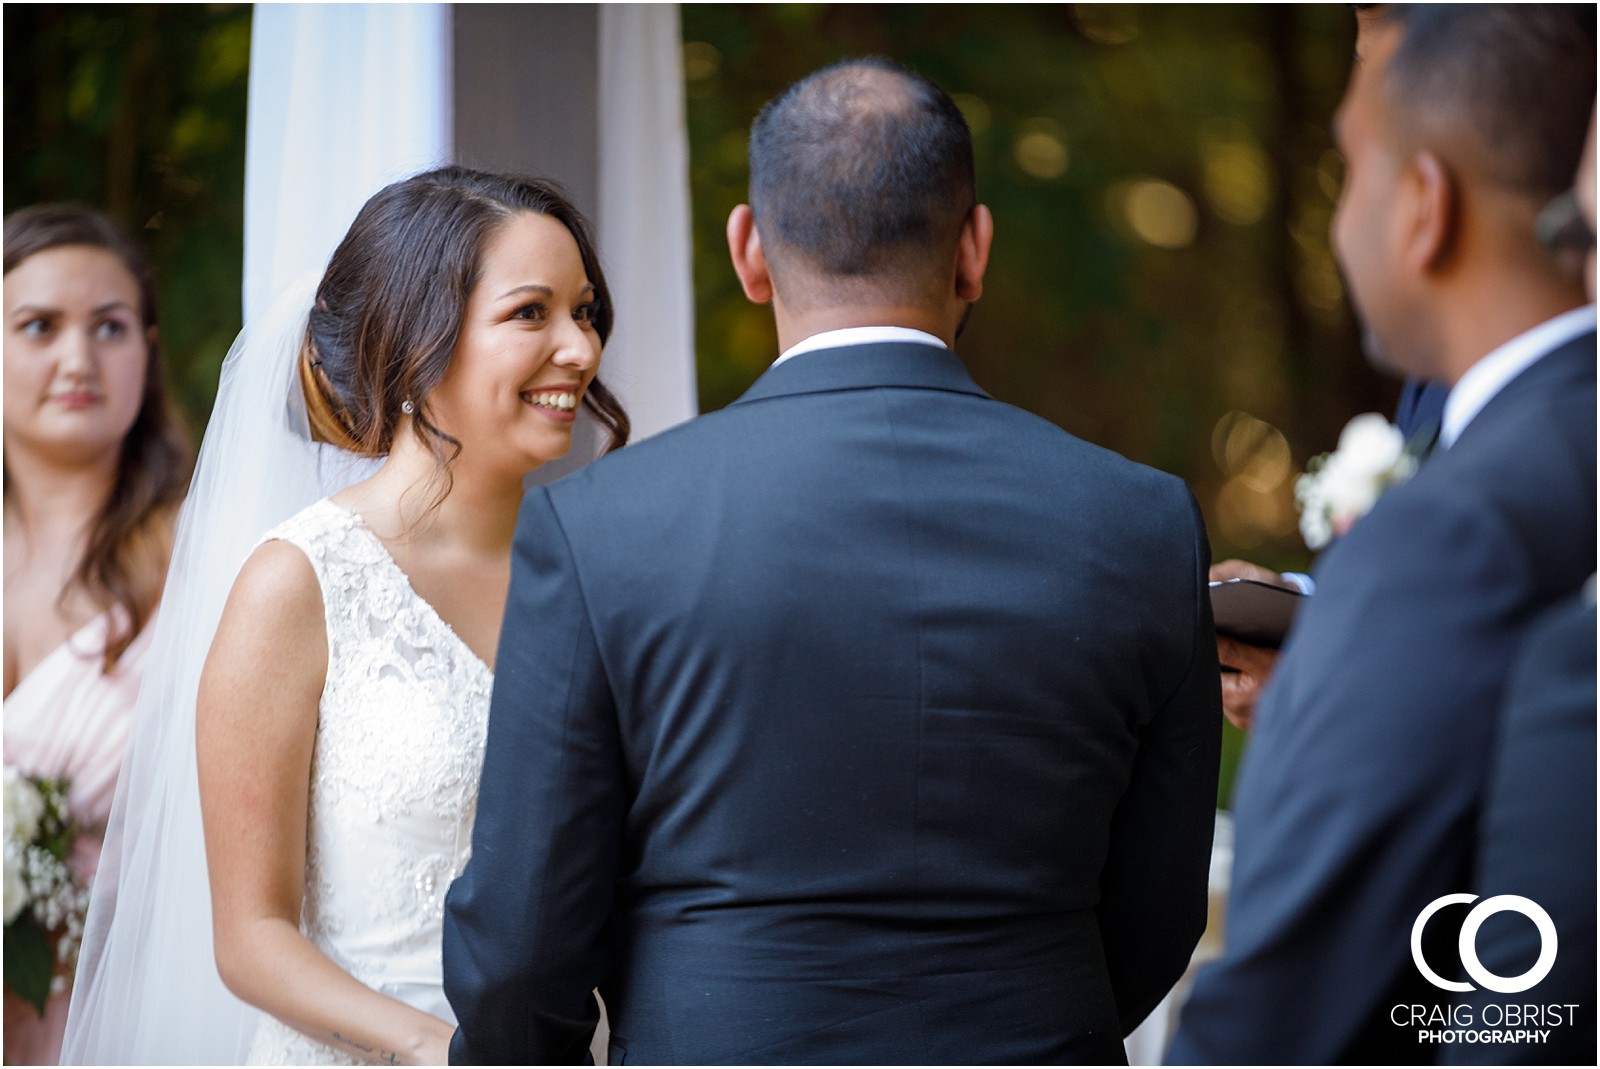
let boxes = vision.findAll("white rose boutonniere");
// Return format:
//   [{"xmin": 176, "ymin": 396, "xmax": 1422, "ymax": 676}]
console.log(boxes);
[{"xmin": 1294, "ymin": 413, "xmax": 1419, "ymax": 551}]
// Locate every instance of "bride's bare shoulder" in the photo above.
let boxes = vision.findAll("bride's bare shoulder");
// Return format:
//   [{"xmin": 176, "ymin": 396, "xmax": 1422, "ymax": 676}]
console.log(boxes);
[
  {"xmin": 231, "ymin": 539, "xmax": 322, "ymax": 620},
  {"xmin": 204, "ymin": 540, "xmax": 327, "ymax": 694}
]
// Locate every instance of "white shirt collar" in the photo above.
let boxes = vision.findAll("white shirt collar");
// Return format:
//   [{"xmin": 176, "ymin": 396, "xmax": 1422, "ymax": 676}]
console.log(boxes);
[
  {"xmin": 1439, "ymin": 304, "xmax": 1596, "ymax": 449},
  {"xmin": 773, "ymin": 326, "xmax": 947, "ymax": 367}
]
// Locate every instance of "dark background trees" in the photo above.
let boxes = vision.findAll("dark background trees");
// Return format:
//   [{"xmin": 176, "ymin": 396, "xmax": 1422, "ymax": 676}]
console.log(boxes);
[
  {"xmin": 5, "ymin": 4, "xmax": 1394, "ymax": 801},
  {"xmin": 5, "ymin": 3, "xmax": 251, "ymax": 425},
  {"xmin": 682, "ymin": 4, "xmax": 1393, "ymax": 574}
]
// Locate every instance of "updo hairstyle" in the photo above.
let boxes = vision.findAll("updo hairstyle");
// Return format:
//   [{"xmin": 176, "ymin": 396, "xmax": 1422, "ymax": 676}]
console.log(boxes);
[{"xmin": 296, "ymin": 166, "xmax": 630, "ymax": 467}]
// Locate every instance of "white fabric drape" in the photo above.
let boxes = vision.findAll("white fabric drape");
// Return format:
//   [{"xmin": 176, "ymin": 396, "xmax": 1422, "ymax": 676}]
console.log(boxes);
[
  {"xmin": 597, "ymin": 3, "xmax": 699, "ymax": 439},
  {"xmin": 65, "ymin": 6, "xmax": 695, "ymax": 1061},
  {"xmin": 61, "ymin": 274, "xmax": 376, "ymax": 1064},
  {"xmin": 243, "ymin": 3, "xmax": 452, "ymax": 320},
  {"xmin": 64, "ymin": 9, "xmax": 454, "ymax": 1063},
  {"xmin": 247, "ymin": 2, "xmax": 697, "ymax": 440}
]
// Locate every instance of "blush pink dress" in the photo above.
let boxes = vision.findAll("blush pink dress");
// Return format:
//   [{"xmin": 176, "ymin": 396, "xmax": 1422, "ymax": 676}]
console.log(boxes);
[{"xmin": 3, "ymin": 610, "xmax": 154, "ymax": 1066}]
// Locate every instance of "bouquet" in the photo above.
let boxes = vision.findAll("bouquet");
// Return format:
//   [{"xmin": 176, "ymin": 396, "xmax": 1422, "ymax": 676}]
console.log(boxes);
[
  {"xmin": 4, "ymin": 765, "xmax": 91, "ymax": 1015},
  {"xmin": 1294, "ymin": 413, "xmax": 1419, "ymax": 551}
]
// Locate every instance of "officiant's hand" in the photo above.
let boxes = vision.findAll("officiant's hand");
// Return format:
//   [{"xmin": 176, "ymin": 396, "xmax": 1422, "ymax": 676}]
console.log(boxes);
[
  {"xmin": 1215, "ymin": 635, "xmax": 1278, "ymax": 731},
  {"xmin": 1210, "ymin": 558, "xmax": 1293, "ymax": 589},
  {"xmin": 1210, "ymin": 560, "xmax": 1295, "ymax": 730}
]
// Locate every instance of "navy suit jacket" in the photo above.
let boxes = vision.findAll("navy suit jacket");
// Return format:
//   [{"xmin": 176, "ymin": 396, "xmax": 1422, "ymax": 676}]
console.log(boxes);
[
  {"xmin": 444, "ymin": 343, "xmax": 1222, "ymax": 1065},
  {"xmin": 1169, "ymin": 332, "xmax": 1597, "ymax": 1064},
  {"xmin": 1444, "ymin": 588, "xmax": 1597, "ymax": 1065}
]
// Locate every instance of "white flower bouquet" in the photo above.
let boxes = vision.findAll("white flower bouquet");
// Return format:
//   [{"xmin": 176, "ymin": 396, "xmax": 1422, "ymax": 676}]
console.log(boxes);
[
  {"xmin": 1294, "ymin": 413, "xmax": 1419, "ymax": 551},
  {"xmin": 4, "ymin": 765, "xmax": 91, "ymax": 1015}
]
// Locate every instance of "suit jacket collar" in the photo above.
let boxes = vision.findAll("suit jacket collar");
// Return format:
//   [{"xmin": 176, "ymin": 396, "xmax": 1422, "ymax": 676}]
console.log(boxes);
[
  {"xmin": 1449, "ymin": 330, "xmax": 1595, "ymax": 452},
  {"xmin": 729, "ymin": 342, "xmax": 992, "ymax": 407},
  {"xmin": 1440, "ymin": 306, "xmax": 1597, "ymax": 448}
]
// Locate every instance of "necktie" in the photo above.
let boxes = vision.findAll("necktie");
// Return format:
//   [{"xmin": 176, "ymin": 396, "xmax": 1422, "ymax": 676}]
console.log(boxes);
[{"xmin": 1406, "ymin": 416, "xmax": 1441, "ymax": 463}]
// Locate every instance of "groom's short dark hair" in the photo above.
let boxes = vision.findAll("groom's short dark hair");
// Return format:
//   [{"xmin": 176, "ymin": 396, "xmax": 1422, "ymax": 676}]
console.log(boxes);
[{"xmin": 749, "ymin": 58, "xmax": 975, "ymax": 285}]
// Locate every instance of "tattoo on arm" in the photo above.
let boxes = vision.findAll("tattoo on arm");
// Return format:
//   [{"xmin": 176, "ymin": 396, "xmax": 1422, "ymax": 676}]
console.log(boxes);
[
  {"xmin": 329, "ymin": 1030, "xmax": 401, "ymax": 1064},
  {"xmin": 331, "ymin": 1031, "xmax": 375, "ymax": 1054}
]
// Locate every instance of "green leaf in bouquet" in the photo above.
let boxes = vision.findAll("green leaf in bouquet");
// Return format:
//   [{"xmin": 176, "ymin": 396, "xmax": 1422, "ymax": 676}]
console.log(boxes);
[
  {"xmin": 34, "ymin": 777, "xmax": 76, "ymax": 861},
  {"xmin": 4, "ymin": 915, "xmax": 53, "ymax": 1015}
]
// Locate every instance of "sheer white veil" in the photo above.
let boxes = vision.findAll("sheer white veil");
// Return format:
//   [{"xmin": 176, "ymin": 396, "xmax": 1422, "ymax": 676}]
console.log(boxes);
[{"xmin": 61, "ymin": 274, "xmax": 378, "ymax": 1064}]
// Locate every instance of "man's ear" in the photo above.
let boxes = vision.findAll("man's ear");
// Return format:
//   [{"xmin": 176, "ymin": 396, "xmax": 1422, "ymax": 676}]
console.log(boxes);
[
  {"xmin": 726, "ymin": 205, "xmax": 773, "ymax": 304},
  {"xmin": 954, "ymin": 204, "xmax": 994, "ymax": 302},
  {"xmin": 1405, "ymin": 152, "xmax": 1457, "ymax": 274}
]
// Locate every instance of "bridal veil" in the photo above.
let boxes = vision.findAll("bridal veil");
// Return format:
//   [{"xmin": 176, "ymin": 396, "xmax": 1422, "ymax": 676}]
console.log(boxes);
[{"xmin": 61, "ymin": 276, "xmax": 375, "ymax": 1063}]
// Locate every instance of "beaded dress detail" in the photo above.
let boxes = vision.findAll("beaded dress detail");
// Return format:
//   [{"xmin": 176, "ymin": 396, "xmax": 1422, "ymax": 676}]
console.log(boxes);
[{"xmin": 245, "ymin": 499, "xmax": 492, "ymax": 1065}]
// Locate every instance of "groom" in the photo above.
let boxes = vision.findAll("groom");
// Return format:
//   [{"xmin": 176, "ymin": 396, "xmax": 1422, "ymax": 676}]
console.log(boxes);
[{"xmin": 444, "ymin": 58, "xmax": 1221, "ymax": 1065}]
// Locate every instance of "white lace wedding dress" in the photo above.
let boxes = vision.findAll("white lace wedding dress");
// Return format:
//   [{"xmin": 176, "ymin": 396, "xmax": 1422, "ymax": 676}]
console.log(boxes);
[{"xmin": 244, "ymin": 498, "xmax": 493, "ymax": 1065}]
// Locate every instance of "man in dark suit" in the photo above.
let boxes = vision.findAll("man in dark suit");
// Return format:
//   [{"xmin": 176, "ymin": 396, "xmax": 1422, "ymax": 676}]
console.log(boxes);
[
  {"xmin": 444, "ymin": 58, "xmax": 1222, "ymax": 1065},
  {"xmin": 1441, "ymin": 587, "xmax": 1597, "ymax": 1067},
  {"xmin": 1169, "ymin": 6, "xmax": 1596, "ymax": 1063},
  {"xmin": 1443, "ymin": 104, "xmax": 1599, "ymax": 1067}
]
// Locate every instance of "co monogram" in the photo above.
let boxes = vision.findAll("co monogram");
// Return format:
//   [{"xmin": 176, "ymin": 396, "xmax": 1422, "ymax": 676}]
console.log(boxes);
[{"xmin": 1411, "ymin": 894, "xmax": 1558, "ymax": 994}]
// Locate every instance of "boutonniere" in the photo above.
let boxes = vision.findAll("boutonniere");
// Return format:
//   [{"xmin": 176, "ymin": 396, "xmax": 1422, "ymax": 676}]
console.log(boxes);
[{"xmin": 1294, "ymin": 413, "xmax": 1419, "ymax": 550}]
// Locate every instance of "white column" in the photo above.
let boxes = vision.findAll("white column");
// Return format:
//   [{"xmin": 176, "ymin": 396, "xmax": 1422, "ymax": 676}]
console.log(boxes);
[
  {"xmin": 598, "ymin": 4, "xmax": 699, "ymax": 440},
  {"xmin": 249, "ymin": 3, "xmax": 697, "ymax": 448}
]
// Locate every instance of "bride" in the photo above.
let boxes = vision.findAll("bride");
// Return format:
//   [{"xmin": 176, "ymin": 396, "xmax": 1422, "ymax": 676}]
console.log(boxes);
[{"xmin": 61, "ymin": 166, "xmax": 628, "ymax": 1064}]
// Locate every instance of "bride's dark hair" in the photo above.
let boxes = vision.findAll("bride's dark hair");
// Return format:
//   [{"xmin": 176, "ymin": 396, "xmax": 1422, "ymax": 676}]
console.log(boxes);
[{"xmin": 297, "ymin": 166, "xmax": 630, "ymax": 468}]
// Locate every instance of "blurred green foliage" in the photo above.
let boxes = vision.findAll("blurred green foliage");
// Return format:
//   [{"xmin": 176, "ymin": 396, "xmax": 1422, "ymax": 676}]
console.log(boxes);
[
  {"xmin": 683, "ymin": 4, "xmax": 1398, "ymax": 571},
  {"xmin": 4, "ymin": 3, "xmax": 251, "ymax": 429},
  {"xmin": 5, "ymin": 4, "xmax": 1402, "ymax": 805}
]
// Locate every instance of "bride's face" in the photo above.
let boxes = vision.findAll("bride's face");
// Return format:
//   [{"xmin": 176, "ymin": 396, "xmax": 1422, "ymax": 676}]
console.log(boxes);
[{"xmin": 428, "ymin": 211, "xmax": 603, "ymax": 477}]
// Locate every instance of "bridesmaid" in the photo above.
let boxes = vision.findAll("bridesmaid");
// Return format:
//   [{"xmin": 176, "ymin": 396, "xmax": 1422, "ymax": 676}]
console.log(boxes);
[{"xmin": 2, "ymin": 204, "xmax": 190, "ymax": 1064}]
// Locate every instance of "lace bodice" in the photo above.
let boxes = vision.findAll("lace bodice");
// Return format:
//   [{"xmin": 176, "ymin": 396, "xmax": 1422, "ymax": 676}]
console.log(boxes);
[{"xmin": 245, "ymin": 499, "xmax": 493, "ymax": 1065}]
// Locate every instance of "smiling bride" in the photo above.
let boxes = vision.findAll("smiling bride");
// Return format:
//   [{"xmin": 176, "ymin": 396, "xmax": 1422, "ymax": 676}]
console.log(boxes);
[{"xmin": 61, "ymin": 167, "xmax": 629, "ymax": 1065}]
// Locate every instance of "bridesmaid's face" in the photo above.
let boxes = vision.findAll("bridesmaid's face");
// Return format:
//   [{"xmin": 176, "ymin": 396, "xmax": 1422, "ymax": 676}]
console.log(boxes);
[
  {"xmin": 428, "ymin": 211, "xmax": 602, "ymax": 478},
  {"xmin": 3, "ymin": 246, "xmax": 150, "ymax": 469}
]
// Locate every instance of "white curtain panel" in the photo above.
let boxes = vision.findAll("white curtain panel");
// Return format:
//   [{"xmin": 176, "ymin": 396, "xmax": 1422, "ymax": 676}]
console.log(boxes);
[
  {"xmin": 243, "ymin": 3, "xmax": 452, "ymax": 320},
  {"xmin": 63, "ymin": 13, "xmax": 455, "ymax": 1062},
  {"xmin": 246, "ymin": 2, "xmax": 697, "ymax": 441},
  {"xmin": 598, "ymin": 3, "xmax": 699, "ymax": 440}
]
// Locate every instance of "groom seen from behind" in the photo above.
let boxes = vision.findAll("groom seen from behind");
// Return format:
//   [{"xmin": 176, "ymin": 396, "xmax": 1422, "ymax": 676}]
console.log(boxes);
[{"xmin": 445, "ymin": 58, "xmax": 1222, "ymax": 1065}]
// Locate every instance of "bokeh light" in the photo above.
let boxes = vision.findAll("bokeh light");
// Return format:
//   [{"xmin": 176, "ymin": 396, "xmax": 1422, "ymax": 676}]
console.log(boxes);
[
  {"xmin": 1316, "ymin": 147, "xmax": 1344, "ymax": 203},
  {"xmin": 1073, "ymin": 4, "xmax": 1140, "ymax": 45},
  {"xmin": 682, "ymin": 40, "xmax": 722, "ymax": 82},
  {"xmin": 1216, "ymin": 476, "xmax": 1298, "ymax": 548},
  {"xmin": 1118, "ymin": 178, "xmax": 1199, "ymax": 249},
  {"xmin": 1013, "ymin": 118, "xmax": 1069, "ymax": 180},
  {"xmin": 1201, "ymin": 137, "xmax": 1273, "ymax": 227},
  {"xmin": 951, "ymin": 92, "xmax": 992, "ymax": 137},
  {"xmin": 1211, "ymin": 411, "xmax": 1298, "ymax": 545}
]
